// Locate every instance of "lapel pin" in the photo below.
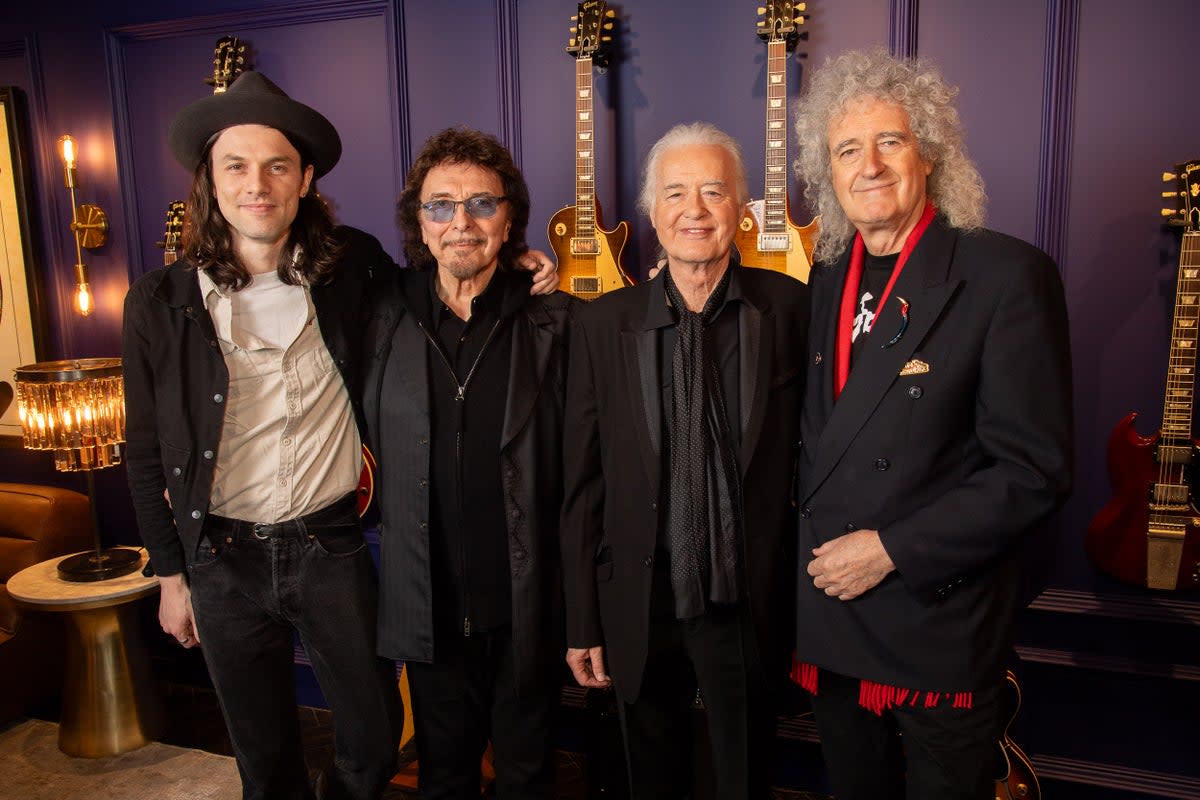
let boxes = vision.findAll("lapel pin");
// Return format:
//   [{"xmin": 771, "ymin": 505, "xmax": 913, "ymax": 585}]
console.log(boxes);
[
  {"xmin": 899, "ymin": 358, "xmax": 930, "ymax": 376},
  {"xmin": 881, "ymin": 297, "xmax": 910, "ymax": 349}
]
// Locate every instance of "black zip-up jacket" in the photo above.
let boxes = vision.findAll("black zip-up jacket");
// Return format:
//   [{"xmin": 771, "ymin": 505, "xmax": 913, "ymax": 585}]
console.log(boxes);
[
  {"xmin": 362, "ymin": 266, "xmax": 576, "ymax": 694},
  {"xmin": 122, "ymin": 226, "xmax": 396, "ymax": 577}
]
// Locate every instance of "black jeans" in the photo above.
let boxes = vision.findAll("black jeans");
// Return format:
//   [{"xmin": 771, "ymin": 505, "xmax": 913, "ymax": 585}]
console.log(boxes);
[
  {"xmin": 404, "ymin": 627, "xmax": 558, "ymax": 800},
  {"xmin": 808, "ymin": 668, "xmax": 1004, "ymax": 800},
  {"xmin": 188, "ymin": 495, "xmax": 402, "ymax": 800}
]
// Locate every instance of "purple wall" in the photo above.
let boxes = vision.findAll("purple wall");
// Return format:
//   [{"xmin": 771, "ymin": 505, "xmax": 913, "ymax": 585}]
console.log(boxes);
[{"xmin": 2, "ymin": 0, "xmax": 1199, "ymax": 794}]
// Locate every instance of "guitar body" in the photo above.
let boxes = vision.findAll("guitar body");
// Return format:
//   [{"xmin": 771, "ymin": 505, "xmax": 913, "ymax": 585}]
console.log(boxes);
[
  {"xmin": 734, "ymin": 210, "xmax": 819, "ymax": 283},
  {"xmin": 1086, "ymin": 412, "xmax": 1200, "ymax": 590},
  {"xmin": 994, "ymin": 670, "xmax": 1041, "ymax": 800},
  {"xmin": 548, "ymin": 204, "xmax": 633, "ymax": 300}
]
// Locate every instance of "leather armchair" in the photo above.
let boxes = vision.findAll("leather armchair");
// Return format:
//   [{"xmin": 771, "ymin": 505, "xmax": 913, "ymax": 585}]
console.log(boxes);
[{"xmin": 0, "ymin": 483, "xmax": 94, "ymax": 723}]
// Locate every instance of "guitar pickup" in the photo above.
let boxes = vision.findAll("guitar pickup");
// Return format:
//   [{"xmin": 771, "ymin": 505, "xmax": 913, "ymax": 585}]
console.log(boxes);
[
  {"xmin": 571, "ymin": 238, "xmax": 600, "ymax": 255},
  {"xmin": 1156, "ymin": 444, "xmax": 1193, "ymax": 464},
  {"xmin": 1150, "ymin": 483, "xmax": 1189, "ymax": 504},
  {"xmin": 757, "ymin": 233, "xmax": 791, "ymax": 252},
  {"xmin": 571, "ymin": 277, "xmax": 601, "ymax": 295}
]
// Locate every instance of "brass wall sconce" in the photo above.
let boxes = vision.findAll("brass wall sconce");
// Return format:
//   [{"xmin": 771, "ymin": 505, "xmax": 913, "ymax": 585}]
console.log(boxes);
[{"xmin": 57, "ymin": 134, "xmax": 108, "ymax": 317}]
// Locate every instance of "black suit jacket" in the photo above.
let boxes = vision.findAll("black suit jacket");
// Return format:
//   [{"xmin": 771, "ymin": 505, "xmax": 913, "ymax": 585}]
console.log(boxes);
[
  {"xmin": 561, "ymin": 263, "xmax": 810, "ymax": 702},
  {"xmin": 796, "ymin": 217, "xmax": 1073, "ymax": 692},
  {"xmin": 362, "ymin": 267, "xmax": 575, "ymax": 694}
]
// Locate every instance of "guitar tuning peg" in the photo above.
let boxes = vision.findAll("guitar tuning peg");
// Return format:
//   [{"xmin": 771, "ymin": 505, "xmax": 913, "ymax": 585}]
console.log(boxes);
[
  {"xmin": 605, "ymin": 9, "xmax": 615, "ymax": 17},
  {"xmin": 603, "ymin": 22, "xmax": 614, "ymax": 30},
  {"xmin": 1163, "ymin": 191, "xmax": 1182, "ymax": 199},
  {"xmin": 797, "ymin": 2, "xmax": 808, "ymax": 10},
  {"xmin": 1163, "ymin": 208, "xmax": 1179, "ymax": 217},
  {"xmin": 569, "ymin": 38, "xmax": 577, "ymax": 47},
  {"xmin": 795, "ymin": 16, "xmax": 805, "ymax": 25},
  {"xmin": 1165, "ymin": 171, "xmax": 1180, "ymax": 182},
  {"xmin": 601, "ymin": 35, "xmax": 613, "ymax": 42},
  {"xmin": 757, "ymin": 5, "xmax": 767, "ymax": 13},
  {"xmin": 570, "ymin": 14, "xmax": 579, "ymax": 21}
]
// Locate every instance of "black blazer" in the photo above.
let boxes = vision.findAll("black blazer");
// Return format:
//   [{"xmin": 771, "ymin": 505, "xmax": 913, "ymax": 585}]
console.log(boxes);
[
  {"xmin": 362, "ymin": 268, "xmax": 575, "ymax": 694},
  {"xmin": 561, "ymin": 264, "xmax": 810, "ymax": 702},
  {"xmin": 795, "ymin": 217, "xmax": 1073, "ymax": 692}
]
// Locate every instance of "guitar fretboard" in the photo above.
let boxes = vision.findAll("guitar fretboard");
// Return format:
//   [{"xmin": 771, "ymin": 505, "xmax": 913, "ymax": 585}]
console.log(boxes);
[
  {"xmin": 763, "ymin": 38, "xmax": 789, "ymax": 236},
  {"xmin": 1161, "ymin": 230, "xmax": 1200, "ymax": 444},
  {"xmin": 574, "ymin": 56, "xmax": 597, "ymax": 244}
]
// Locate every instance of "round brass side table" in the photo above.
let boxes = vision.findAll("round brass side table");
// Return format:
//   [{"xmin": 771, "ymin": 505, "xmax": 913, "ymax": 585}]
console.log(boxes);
[{"xmin": 8, "ymin": 550, "xmax": 164, "ymax": 757}]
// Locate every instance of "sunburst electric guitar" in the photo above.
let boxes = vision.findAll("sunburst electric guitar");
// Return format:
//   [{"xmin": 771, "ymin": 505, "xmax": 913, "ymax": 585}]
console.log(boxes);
[
  {"xmin": 204, "ymin": 35, "xmax": 248, "ymax": 92},
  {"xmin": 549, "ymin": 0, "xmax": 633, "ymax": 300},
  {"xmin": 1085, "ymin": 160, "xmax": 1200, "ymax": 590},
  {"xmin": 734, "ymin": 0, "xmax": 819, "ymax": 283},
  {"xmin": 156, "ymin": 201, "xmax": 186, "ymax": 266}
]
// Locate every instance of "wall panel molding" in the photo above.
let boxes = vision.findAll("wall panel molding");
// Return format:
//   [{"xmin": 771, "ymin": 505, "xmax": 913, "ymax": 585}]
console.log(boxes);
[
  {"xmin": 496, "ymin": 0, "xmax": 521, "ymax": 162},
  {"xmin": 889, "ymin": 0, "xmax": 919, "ymax": 59},
  {"xmin": 1015, "ymin": 644, "xmax": 1200, "ymax": 681},
  {"xmin": 1035, "ymin": 755, "xmax": 1200, "ymax": 800},
  {"xmin": 1028, "ymin": 587, "xmax": 1200, "ymax": 625},
  {"xmin": 107, "ymin": 0, "xmax": 389, "ymax": 40},
  {"xmin": 1034, "ymin": 0, "xmax": 1078, "ymax": 272}
]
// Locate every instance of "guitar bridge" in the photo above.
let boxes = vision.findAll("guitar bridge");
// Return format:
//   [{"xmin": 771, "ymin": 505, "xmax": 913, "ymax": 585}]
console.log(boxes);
[
  {"xmin": 571, "ymin": 237, "xmax": 600, "ymax": 255},
  {"xmin": 757, "ymin": 233, "xmax": 791, "ymax": 252}
]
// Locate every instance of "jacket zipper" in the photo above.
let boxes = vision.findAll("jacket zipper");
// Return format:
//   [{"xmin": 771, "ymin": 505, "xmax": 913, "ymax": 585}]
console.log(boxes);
[{"xmin": 416, "ymin": 317, "xmax": 503, "ymax": 637}]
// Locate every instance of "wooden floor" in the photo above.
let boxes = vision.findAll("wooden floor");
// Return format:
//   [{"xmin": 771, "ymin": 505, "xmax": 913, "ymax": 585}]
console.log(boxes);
[{"xmin": 150, "ymin": 681, "xmax": 830, "ymax": 799}]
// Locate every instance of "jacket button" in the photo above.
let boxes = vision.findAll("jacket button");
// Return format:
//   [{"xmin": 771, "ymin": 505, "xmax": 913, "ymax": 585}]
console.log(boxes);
[
  {"xmin": 814, "ymin": 352, "xmax": 823, "ymax": 365},
  {"xmin": 418, "ymin": 478, "xmax": 428, "ymax": 488},
  {"xmin": 418, "ymin": 521, "xmax": 428, "ymax": 531},
  {"xmin": 203, "ymin": 450, "xmax": 214, "ymax": 460},
  {"xmin": 844, "ymin": 522, "xmax": 856, "ymax": 532},
  {"xmin": 510, "ymin": 509, "xmax": 521, "ymax": 519},
  {"xmin": 418, "ymin": 437, "xmax": 428, "ymax": 446},
  {"xmin": 213, "ymin": 393, "xmax": 224, "ymax": 403},
  {"xmin": 191, "ymin": 510, "xmax": 202, "ymax": 520},
  {"xmin": 643, "ymin": 556, "xmax": 653, "ymax": 567},
  {"xmin": 875, "ymin": 458, "xmax": 890, "ymax": 471},
  {"xmin": 907, "ymin": 385, "xmax": 923, "ymax": 399},
  {"xmin": 209, "ymin": 339, "xmax": 218, "ymax": 348},
  {"xmin": 172, "ymin": 467, "xmax": 182, "ymax": 476},
  {"xmin": 800, "ymin": 507, "xmax": 812, "ymax": 519},
  {"xmin": 650, "ymin": 500, "xmax": 658, "ymax": 511}
]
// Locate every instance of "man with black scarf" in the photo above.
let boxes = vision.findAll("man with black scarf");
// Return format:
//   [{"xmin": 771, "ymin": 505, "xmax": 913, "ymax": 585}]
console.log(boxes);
[{"xmin": 561, "ymin": 121, "xmax": 810, "ymax": 799}]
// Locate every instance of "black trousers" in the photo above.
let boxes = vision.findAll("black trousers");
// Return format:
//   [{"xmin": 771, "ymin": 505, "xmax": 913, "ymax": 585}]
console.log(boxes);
[
  {"xmin": 808, "ymin": 668, "xmax": 1004, "ymax": 800},
  {"xmin": 188, "ymin": 495, "xmax": 402, "ymax": 800},
  {"xmin": 405, "ymin": 626, "xmax": 558, "ymax": 800},
  {"xmin": 617, "ymin": 570, "xmax": 775, "ymax": 800}
]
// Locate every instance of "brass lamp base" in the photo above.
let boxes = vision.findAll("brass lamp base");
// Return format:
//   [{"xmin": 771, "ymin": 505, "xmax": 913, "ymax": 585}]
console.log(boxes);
[{"xmin": 57, "ymin": 547, "xmax": 142, "ymax": 582}]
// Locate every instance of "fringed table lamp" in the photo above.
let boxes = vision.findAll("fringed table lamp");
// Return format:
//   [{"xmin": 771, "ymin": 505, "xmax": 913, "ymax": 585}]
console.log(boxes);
[{"xmin": 13, "ymin": 358, "xmax": 141, "ymax": 581}]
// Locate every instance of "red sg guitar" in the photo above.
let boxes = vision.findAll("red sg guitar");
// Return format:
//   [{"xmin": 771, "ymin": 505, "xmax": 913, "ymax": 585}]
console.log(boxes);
[{"xmin": 1086, "ymin": 160, "xmax": 1200, "ymax": 591}]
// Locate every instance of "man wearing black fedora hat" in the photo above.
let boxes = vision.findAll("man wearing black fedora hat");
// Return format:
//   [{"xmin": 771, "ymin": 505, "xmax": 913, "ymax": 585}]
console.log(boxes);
[{"xmin": 122, "ymin": 70, "xmax": 555, "ymax": 800}]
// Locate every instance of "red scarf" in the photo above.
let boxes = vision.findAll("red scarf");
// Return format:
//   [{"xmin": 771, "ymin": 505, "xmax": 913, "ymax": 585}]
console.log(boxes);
[{"xmin": 833, "ymin": 202, "xmax": 937, "ymax": 399}]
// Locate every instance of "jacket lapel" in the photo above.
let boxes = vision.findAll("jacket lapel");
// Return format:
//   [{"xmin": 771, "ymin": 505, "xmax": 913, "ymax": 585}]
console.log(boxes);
[
  {"xmin": 737, "ymin": 291, "xmax": 769, "ymax": 477},
  {"xmin": 621, "ymin": 281, "xmax": 665, "ymax": 494},
  {"xmin": 804, "ymin": 220, "xmax": 962, "ymax": 499},
  {"xmin": 501, "ymin": 302, "xmax": 555, "ymax": 450}
]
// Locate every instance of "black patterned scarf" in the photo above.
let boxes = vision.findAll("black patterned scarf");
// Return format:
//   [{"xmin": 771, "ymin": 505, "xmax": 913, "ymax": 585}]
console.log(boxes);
[{"xmin": 663, "ymin": 266, "xmax": 743, "ymax": 620}]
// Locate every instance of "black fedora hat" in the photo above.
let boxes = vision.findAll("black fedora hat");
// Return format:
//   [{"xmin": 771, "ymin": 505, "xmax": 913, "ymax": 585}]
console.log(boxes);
[{"xmin": 168, "ymin": 71, "xmax": 342, "ymax": 178}]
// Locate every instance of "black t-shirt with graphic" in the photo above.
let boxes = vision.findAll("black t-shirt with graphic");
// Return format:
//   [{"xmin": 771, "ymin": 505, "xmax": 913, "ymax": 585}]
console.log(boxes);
[{"xmin": 849, "ymin": 251, "xmax": 899, "ymax": 367}]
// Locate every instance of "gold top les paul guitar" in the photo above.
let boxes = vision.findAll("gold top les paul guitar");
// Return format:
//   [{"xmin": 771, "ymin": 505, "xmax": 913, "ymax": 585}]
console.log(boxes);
[
  {"xmin": 734, "ymin": 0, "xmax": 819, "ymax": 283},
  {"xmin": 549, "ymin": 0, "xmax": 633, "ymax": 300}
]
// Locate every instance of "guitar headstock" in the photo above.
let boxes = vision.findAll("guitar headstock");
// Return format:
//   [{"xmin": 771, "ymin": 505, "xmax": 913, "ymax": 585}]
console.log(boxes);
[
  {"xmin": 1163, "ymin": 160, "xmax": 1200, "ymax": 231},
  {"xmin": 204, "ymin": 36, "xmax": 248, "ymax": 93},
  {"xmin": 567, "ymin": 1, "xmax": 617, "ymax": 69},
  {"xmin": 756, "ymin": 1, "xmax": 809, "ymax": 49},
  {"xmin": 156, "ymin": 200, "xmax": 187, "ymax": 266}
]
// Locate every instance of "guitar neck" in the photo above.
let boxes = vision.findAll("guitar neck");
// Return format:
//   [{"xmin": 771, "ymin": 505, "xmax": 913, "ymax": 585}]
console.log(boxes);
[
  {"xmin": 762, "ymin": 38, "xmax": 790, "ymax": 234},
  {"xmin": 575, "ymin": 56, "xmax": 597, "ymax": 240},
  {"xmin": 1162, "ymin": 230, "xmax": 1200, "ymax": 444}
]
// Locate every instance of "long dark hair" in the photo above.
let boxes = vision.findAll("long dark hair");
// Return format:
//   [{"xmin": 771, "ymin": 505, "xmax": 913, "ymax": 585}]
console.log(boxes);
[
  {"xmin": 181, "ymin": 133, "xmax": 343, "ymax": 290},
  {"xmin": 397, "ymin": 127, "xmax": 530, "ymax": 271}
]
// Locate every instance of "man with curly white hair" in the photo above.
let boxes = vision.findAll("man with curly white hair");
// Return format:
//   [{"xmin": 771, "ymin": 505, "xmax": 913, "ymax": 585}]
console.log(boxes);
[{"xmin": 790, "ymin": 48, "xmax": 1073, "ymax": 799}]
